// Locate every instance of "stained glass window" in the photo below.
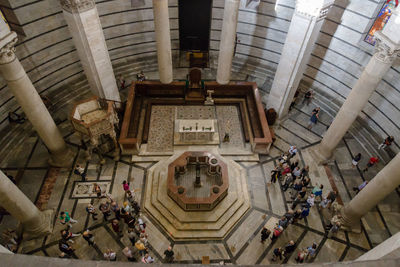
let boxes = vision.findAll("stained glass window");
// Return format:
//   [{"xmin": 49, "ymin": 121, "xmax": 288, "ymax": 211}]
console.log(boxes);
[{"xmin": 365, "ymin": 0, "xmax": 398, "ymax": 45}]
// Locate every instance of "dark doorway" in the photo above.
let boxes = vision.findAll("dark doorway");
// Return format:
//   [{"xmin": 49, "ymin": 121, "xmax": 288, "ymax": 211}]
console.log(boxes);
[{"xmin": 178, "ymin": 0, "xmax": 212, "ymax": 52}]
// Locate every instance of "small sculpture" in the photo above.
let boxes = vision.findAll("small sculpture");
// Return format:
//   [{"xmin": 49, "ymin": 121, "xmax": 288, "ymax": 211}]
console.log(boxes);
[{"xmin": 204, "ymin": 90, "xmax": 215, "ymax": 105}]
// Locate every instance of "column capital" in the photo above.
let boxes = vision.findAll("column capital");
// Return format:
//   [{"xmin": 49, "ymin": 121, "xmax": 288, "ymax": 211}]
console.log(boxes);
[
  {"xmin": 0, "ymin": 32, "xmax": 18, "ymax": 65},
  {"xmin": 295, "ymin": 0, "xmax": 334, "ymax": 20},
  {"xmin": 374, "ymin": 33, "xmax": 400, "ymax": 64},
  {"xmin": 60, "ymin": 0, "xmax": 95, "ymax": 13}
]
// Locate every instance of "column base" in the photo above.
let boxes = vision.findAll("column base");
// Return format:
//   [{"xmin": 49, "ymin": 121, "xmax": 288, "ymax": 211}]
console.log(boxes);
[
  {"xmin": 48, "ymin": 147, "xmax": 74, "ymax": 168},
  {"xmin": 339, "ymin": 219, "xmax": 362, "ymax": 234},
  {"xmin": 22, "ymin": 209, "xmax": 54, "ymax": 240},
  {"xmin": 309, "ymin": 145, "xmax": 333, "ymax": 165}
]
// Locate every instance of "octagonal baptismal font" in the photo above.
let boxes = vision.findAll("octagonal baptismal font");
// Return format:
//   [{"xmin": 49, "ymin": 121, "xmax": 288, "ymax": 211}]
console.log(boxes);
[{"xmin": 143, "ymin": 150, "xmax": 250, "ymax": 240}]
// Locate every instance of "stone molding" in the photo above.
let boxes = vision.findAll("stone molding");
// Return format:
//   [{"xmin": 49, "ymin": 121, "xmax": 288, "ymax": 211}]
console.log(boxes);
[
  {"xmin": 60, "ymin": 0, "xmax": 95, "ymax": 13},
  {"xmin": 295, "ymin": 0, "xmax": 334, "ymax": 20},
  {"xmin": 0, "ymin": 34, "xmax": 18, "ymax": 65},
  {"xmin": 374, "ymin": 37, "xmax": 400, "ymax": 64}
]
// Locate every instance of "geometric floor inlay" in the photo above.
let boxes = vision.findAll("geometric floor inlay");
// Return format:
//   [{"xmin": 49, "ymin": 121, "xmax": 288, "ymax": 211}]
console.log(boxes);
[{"xmin": 70, "ymin": 181, "xmax": 111, "ymax": 199}]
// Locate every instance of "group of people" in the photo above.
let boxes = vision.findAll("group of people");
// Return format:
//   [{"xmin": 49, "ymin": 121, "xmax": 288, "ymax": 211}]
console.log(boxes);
[
  {"xmin": 57, "ymin": 180, "xmax": 174, "ymax": 263},
  {"xmin": 260, "ymin": 146, "xmax": 342, "ymax": 262}
]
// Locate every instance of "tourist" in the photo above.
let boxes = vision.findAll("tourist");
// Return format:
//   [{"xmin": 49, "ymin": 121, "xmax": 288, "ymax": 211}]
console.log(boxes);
[
  {"xmin": 352, "ymin": 153, "xmax": 362, "ymax": 168},
  {"xmin": 295, "ymin": 248, "xmax": 307, "ymax": 263},
  {"xmin": 140, "ymin": 232, "xmax": 149, "ymax": 247},
  {"xmin": 378, "ymin": 136, "xmax": 394, "ymax": 150},
  {"xmin": 164, "ymin": 246, "xmax": 175, "ymax": 263},
  {"xmin": 319, "ymin": 196, "xmax": 329, "ymax": 210},
  {"xmin": 291, "ymin": 193, "xmax": 302, "ymax": 210},
  {"xmin": 104, "ymin": 248, "xmax": 117, "ymax": 261},
  {"xmin": 122, "ymin": 201, "xmax": 131, "ymax": 214},
  {"xmin": 260, "ymin": 227, "xmax": 271, "ymax": 243},
  {"xmin": 142, "ymin": 253, "xmax": 155, "ymax": 263},
  {"xmin": 302, "ymin": 90, "xmax": 314, "ymax": 106},
  {"xmin": 99, "ymin": 201, "xmax": 111, "ymax": 221},
  {"xmin": 327, "ymin": 222, "xmax": 341, "ymax": 238},
  {"xmin": 58, "ymin": 240, "xmax": 74, "ymax": 256},
  {"xmin": 300, "ymin": 166, "xmax": 309, "ymax": 179},
  {"xmin": 82, "ymin": 229, "xmax": 95, "ymax": 246},
  {"xmin": 282, "ymin": 173, "xmax": 293, "ymax": 191},
  {"xmin": 61, "ymin": 229, "xmax": 81, "ymax": 243},
  {"xmin": 306, "ymin": 242, "xmax": 318, "ymax": 261},
  {"xmin": 326, "ymin": 190, "xmax": 337, "ymax": 210},
  {"xmin": 291, "ymin": 179, "xmax": 303, "ymax": 196},
  {"xmin": 122, "ymin": 180, "xmax": 130, "ymax": 191},
  {"xmin": 312, "ymin": 184, "xmax": 323, "ymax": 200},
  {"xmin": 8, "ymin": 111, "xmax": 25, "ymax": 124},
  {"xmin": 59, "ymin": 211, "xmax": 77, "ymax": 228},
  {"xmin": 137, "ymin": 71, "xmax": 146, "ymax": 81},
  {"xmin": 86, "ymin": 203, "xmax": 98, "ymax": 220},
  {"xmin": 123, "ymin": 246, "xmax": 136, "ymax": 262},
  {"xmin": 74, "ymin": 164, "xmax": 86, "ymax": 181},
  {"xmin": 279, "ymin": 154, "xmax": 288, "ymax": 166},
  {"xmin": 271, "ymin": 247, "xmax": 283, "ymax": 262},
  {"xmin": 283, "ymin": 240, "xmax": 296, "ymax": 257},
  {"xmin": 302, "ymin": 177, "xmax": 311, "ymax": 188},
  {"xmin": 281, "ymin": 163, "xmax": 291, "ymax": 176},
  {"xmin": 290, "ymin": 160, "xmax": 299, "ymax": 171},
  {"xmin": 270, "ymin": 225, "xmax": 284, "ymax": 241},
  {"xmin": 307, "ymin": 194, "xmax": 315, "ymax": 207},
  {"xmin": 126, "ymin": 190, "xmax": 136, "ymax": 204},
  {"xmin": 92, "ymin": 183, "xmax": 103, "ymax": 198},
  {"xmin": 284, "ymin": 210, "xmax": 295, "ymax": 224},
  {"xmin": 278, "ymin": 216, "xmax": 289, "ymax": 228},
  {"xmin": 299, "ymin": 186, "xmax": 307, "ymax": 199},
  {"xmin": 300, "ymin": 205, "xmax": 310, "ymax": 220},
  {"xmin": 307, "ymin": 107, "xmax": 320, "ymax": 130},
  {"xmin": 292, "ymin": 209, "xmax": 302, "ymax": 224},
  {"xmin": 292, "ymin": 166, "xmax": 301, "ymax": 179},
  {"xmin": 111, "ymin": 219, "xmax": 123, "ymax": 237},
  {"xmin": 132, "ymin": 201, "xmax": 141, "ymax": 215},
  {"xmin": 138, "ymin": 217, "xmax": 146, "ymax": 232},
  {"xmin": 353, "ymin": 180, "xmax": 368, "ymax": 194},
  {"xmin": 288, "ymin": 145, "xmax": 297, "ymax": 159},
  {"xmin": 362, "ymin": 157, "xmax": 379, "ymax": 173},
  {"xmin": 270, "ymin": 166, "xmax": 281, "ymax": 183},
  {"xmin": 135, "ymin": 240, "xmax": 147, "ymax": 256},
  {"xmin": 111, "ymin": 201, "xmax": 120, "ymax": 220},
  {"xmin": 127, "ymin": 228, "xmax": 136, "ymax": 246}
]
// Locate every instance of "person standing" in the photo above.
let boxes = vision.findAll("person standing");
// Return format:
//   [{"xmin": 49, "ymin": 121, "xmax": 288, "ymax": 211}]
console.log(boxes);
[
  {"xmin": 58, "ymin": 240, "xmax": 74, "ymax": 256},
  {"xmin": 302, "ymin": 90, "xmax": 314, "ymax": 106},
  {"xmin": 74, "ymin": 164, "xmax": 86, "ymax": 181},
  {"xmin": 260, "ymin": 227, "xmax": 271, "ymax": 243},
  {"xmin": 100, "ymin": 202, "xmax": 111, "ymax": 221},
  {"xmin": 164, "ymin": 246, "xmax": 174, "ymax": 263},
  {"xmin": 86, "ymin": 203, "xmax": 98, "ymax": 220},
  {"xmin": 270, "ymin": 167, "xmax": 281, "ymax": 184},
  {"xmin": 135, "ymin": 240, "xmax": 147, "ymax": 256},
  {"xmin": 295, "ymin": 248, "xmax": 307, "ymax": 263},
  {"xmin": 307, "ymin": 107, "xmax": 320, "ymax": 130},
  {"xmin": 327, "ymin": 222, "xmax": 341, "ymax": 238},
  {"xmin": 288, "ymin": 145, "xmax": 297, "ymax": 159},
  {"xmin": 352, "ymin": 153, "xmax": 362, "ymax": 168},
  {"xmin": 283, "ymin": 240, "xmax": 296, "ymax": 258},
  {"xmin": 82, "ymin": 229, "xmax": 95, "ymax": 246},
  {"xmin": 123, "ymin": 246, "xmax": 136, "ymax": 262},
  {"xmin": 111, "ymin": 219, "xmax": 123, "ymax": 237},
  {"xmin": 270, "ymin": 225, "xmax": 284, "ymax": 241},
  {"xmin": 306, "ymin": 194, "xmax": 315, "ymax": 207},
  {"xmin": 362, "ymin": 157, "xmax": 379, "ymax": 173},
  {"xmin": 122, "ymin": 180, "xmax": 130, "ymax": 192},
  {"xmin": 271, "ymin": 247, "xmax": 283, "ymax": 262},
  {"xmin": 306, "ymin": 242, "xmax": 318, "ymax": 261},
  {"xmin": 104, "ymin": 249, "xmax": 117, "ymax": 261},
  {"xmin": 111, "ymin": 201, "xmax": 120, "ymax": 220},
  {"xmin": 353, "ymin": 180, "xmax": 368, "ymax": 194},
  {"xmin": 312, "ymin": 184, "xmax": 323, "ymax": 200},
  {"xmin": 127, "ymin": 228, "xmax": 136, "ymax": 246},
  {"xmin": 326, "ymin": 190, "xmax": 337, "ymax": 210},
  {"xmin": 142, "ymin": 253, "xmax": 155, "ymax": 263},
  {"xmin": 59, "ymin": 211, "xmax": 77, "ymax": 228},
  {"xmin": 378, "ymin": 136, "xmax": 394, "ymax": 150}
]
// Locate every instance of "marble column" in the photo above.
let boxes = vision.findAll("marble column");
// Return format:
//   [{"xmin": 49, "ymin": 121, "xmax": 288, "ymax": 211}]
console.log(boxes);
[
  {"xmin": 266, "ymin": 0, "xmax": 333, "ymax": 118},
  {"xmin": 0, "ymin": 170, "xmax": 53, "ymax": 238},
  {"xmin": 315, "ymin": 7, "xmax": 400, "ymax": 161},
  {"xmin": 0, "ymin": 22, "xmax": 72, "ymax": 167},
  {"xmin": 216, "ymin": 0, "xmax": 240, "ymax": 85},
  {"xmin": 152, "ymin": 0, "xmax": 173, "ymax": 84},
  {"xmin": 340, "ymin": 153, "xmax": 400, "ymax": 231},
  {"xmin": 61, "ymin": 0, "xmax": 121, "ymax": 101}
]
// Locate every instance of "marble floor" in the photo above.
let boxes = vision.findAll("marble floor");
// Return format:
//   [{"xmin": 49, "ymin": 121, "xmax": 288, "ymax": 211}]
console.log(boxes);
[{"xmin": 0, "ymin": 85, "xmax": 399, "ymax": 264}]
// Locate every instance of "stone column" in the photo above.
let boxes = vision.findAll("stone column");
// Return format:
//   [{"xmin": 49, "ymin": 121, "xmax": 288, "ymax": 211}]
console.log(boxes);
[
  {"xmin": 0, "ymin": 170, "xmax": 53, "ymax": 239},
  {"xmin": 216, "ymin": 0, "xmax": 240, "ymax": 85},
  {"xmin": 266, "ymin": 0, "xmax": 334, "ymax": 118},
  {"xmin": 314, "ymin": 6, "xmax": 400, "ymax": 161},
  {"xmin": 340, "ymin": 153, "xmax": 400, "ymax": 231},
  {"xmin": 61, "ymin": 0, "xmax": 121, "ymax": 101},
  {"xmin": 152, "ymin": 0, "xmax": 173, "ymax": 84},
  {"xmin": 0, "ymin": 22, "xmax": 72, "ymax": 167}
]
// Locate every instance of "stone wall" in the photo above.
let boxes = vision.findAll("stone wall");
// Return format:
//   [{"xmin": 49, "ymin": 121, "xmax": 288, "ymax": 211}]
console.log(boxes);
[{"xmin": 0, "ymin": 0, "xmax": 399, "ymax": 153}]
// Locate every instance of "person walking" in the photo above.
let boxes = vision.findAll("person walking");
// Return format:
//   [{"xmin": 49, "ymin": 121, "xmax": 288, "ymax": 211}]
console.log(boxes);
[
  {"xmin": 82, "ymin": 229, "xmax": 95, "ymax": 246},
  {"xmin": 307, "ymin": 107, "xmax": 320, "ymax": 130},
  {"xmin": 74, "ymin": 164, "xmax": 86, "ymax": 181},
  {"xmin": 352, "ymin": 153, "xmax": 362, "ymax": 168},
  {"xmin": 302, "ymin": 90, "xmax": 314, "ymax": 106},
  {"xmin": 122, "ymin": 180, "xmax": 130, "ymax": 192},
  {"xmin": 59, "ymin": 211, "xmax": 77, "ymax": 228},
  {"xmin": 260, "ymin": 227, "xmax": 271, "ymax": 243},
  {"xmin": 86, "ymin": 203, "xmax": 98, "ymax": 220},
  {"xmin": 378, "ymin": 136, "xmax": 394, "ymax": 150},
  {"xmin": 353, "ymin": 180, "xmax": 368, "ymax": 194},
  {"xmin": 362, "ymin": 157, "xmax": 379, "ymax": 173},
  {"xmin": 164, "ymin": 246, "xmax": 175, "ymax": 263},
  {"xmin": 307, "ymin": 194, "xmax": 316, "ymax": 207}
]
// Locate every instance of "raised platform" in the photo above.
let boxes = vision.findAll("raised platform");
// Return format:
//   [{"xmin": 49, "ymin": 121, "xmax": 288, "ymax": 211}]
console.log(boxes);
[{"xmin": 143, "ymin": 150, "xmax": 251, "ymax": 240}]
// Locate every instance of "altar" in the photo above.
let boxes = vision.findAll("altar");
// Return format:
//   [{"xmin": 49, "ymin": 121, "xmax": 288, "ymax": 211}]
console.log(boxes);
[{"xmin": 174, "ymin": 119, "xmax": 220, "ymax": 145}]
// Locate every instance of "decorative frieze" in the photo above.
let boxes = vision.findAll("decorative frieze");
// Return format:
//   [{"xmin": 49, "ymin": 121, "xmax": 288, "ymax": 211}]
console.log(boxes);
[
  {"xmin": 0, "ymin": 33, "xmax": 17, "ymax": 65},
  {"xmin": 60, "ymin": 0, "xmax": 95, "ymax": 13},
  {"xmin": 374, "ymin": 35, "xmax": 400, "ymax": 64}
]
